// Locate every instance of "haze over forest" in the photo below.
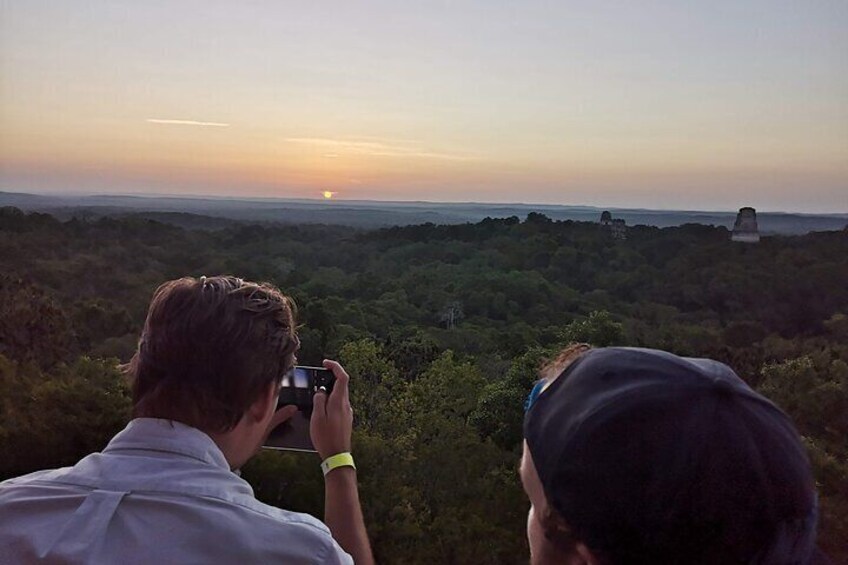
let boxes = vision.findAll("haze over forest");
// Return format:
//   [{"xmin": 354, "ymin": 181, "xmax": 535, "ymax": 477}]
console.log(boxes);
[{"xmin": 3, "ymin": 191, "xmax": 847, "ymax": 235}]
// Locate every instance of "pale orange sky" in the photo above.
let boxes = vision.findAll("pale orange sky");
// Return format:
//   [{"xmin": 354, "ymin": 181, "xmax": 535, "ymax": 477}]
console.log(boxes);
[{"xmin": 1, "ymin": 1, "xmax": 847, "ymax": 212}]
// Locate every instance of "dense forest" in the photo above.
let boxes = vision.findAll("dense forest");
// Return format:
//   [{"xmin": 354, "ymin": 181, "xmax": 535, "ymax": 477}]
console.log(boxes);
[{"xmin": 1, "ymin": 206, "xmax": 846, "ymax": 563}]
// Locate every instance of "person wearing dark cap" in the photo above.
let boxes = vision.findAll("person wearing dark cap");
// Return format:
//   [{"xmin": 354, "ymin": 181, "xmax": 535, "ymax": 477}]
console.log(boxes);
[{"xmin": 520, "ymin": 345, "xmax": 828, "ymax": 565}]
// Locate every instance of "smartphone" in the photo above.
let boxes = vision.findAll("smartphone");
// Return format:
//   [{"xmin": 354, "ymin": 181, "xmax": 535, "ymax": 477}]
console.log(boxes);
[{"xmin": 263, "ymin": 366, "xmax": 335, "ymax": 452}]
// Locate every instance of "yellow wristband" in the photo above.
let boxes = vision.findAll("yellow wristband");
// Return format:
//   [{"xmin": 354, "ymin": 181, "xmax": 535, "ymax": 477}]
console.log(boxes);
[{"xmin": 320, "ymin": 452, "xmax": 355, "ymax": 476}]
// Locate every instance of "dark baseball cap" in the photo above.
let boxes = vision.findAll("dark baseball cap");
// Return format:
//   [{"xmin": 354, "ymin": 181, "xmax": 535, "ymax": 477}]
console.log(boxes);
[{"xmin": 524, "ymin": 347, "xmax": 822, "ymax": 564}]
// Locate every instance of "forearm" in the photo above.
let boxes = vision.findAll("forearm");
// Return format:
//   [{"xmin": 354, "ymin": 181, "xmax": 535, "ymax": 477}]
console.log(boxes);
[{"xmin": 324, "ymin": 467, "xmax": 373, "ymax": 565}]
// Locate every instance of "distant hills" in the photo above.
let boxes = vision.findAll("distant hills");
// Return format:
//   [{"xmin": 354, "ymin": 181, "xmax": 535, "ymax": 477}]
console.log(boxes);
[{"xmin": 2, "ymin": 191, "xmax": 846, "ymax": 234}]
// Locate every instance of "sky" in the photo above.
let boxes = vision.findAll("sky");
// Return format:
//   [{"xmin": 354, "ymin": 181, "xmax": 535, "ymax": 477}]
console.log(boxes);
[{"xmin": 1, "ymin": 0, "xmax": 846, "ymax": 212}]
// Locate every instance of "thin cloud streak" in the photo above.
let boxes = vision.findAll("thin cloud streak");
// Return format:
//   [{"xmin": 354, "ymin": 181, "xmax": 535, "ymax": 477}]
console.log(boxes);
[
  {"xmin": 146, "ymin": 118, "xmax": 230, "ymax": 127},
  {"xmin": 285, "ymin": 137, "xmax": 474, "ymax": 161}
]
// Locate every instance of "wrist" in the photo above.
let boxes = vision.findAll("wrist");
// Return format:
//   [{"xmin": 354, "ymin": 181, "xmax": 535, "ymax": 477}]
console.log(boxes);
[
  {"xmin": 317, "ymin": 445, "xmax": 351, "ymax": 461},
  {"xmin": 323, "ymin": 466, "xmax": 357, "ymax": 484}
]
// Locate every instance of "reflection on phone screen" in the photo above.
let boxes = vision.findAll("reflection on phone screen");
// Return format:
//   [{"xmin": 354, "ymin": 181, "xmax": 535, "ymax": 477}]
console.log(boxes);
[
  {"xmin": 292, "ymin": 367, "xmax": 310, "ymax": 388},
  {"xmin": 281, "ymin": 367, "xmax": 311, "ymax": 389}
]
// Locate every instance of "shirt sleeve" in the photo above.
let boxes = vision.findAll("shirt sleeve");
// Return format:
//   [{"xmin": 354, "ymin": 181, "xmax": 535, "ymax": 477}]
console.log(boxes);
[{"xmin": 315, "ymin": 536, "xmax": 354, "ymax": 565}]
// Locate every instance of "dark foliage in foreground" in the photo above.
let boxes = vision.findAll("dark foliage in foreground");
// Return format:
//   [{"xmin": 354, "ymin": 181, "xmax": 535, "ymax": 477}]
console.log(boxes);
[{"xmin": 1, "ymin": 207, "xmax": 846, "ymax": 562}]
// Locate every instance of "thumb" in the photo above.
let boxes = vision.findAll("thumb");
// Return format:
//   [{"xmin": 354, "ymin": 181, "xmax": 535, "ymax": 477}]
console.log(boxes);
[
  {"xmin": 271, "ymin": 404, "xmax": 298, "ymax": 428},
  {"xmin": 312, "ymin": 390, "xmax": 328, "ymax": 418}
]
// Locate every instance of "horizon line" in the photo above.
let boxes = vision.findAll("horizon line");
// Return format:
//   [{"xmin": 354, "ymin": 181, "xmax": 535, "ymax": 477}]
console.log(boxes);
[{"xmin": 1, "ymin": 188, "xmax": 846, "ymax": 217}]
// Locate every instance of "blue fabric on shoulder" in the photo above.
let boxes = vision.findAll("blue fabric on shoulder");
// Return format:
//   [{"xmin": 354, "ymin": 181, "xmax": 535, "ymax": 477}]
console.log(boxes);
[{"xmin": 524, "ymin": 380, "xmax": 547, "ymax": 413}]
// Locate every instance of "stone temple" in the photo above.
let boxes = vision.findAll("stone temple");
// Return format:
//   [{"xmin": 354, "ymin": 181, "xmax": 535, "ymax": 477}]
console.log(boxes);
[
  {"xmin": 731, "ymin": 207, "xmax": 760, "ymax": 243},
  {"xmin": 598, "ymin": 211, "xmax": 626, "ymax": 240}
]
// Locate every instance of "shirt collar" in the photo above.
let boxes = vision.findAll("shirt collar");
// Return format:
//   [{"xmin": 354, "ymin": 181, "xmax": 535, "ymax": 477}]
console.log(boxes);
[{"xmin": 103, "ymin": 418, "xmax": 232, "ymax": 471}]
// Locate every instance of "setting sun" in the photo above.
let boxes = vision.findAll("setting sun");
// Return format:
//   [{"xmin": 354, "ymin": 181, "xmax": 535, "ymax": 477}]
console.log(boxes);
[{"xmin": 322, "ymin": 191, "xmax": 337, "ymax": 200}]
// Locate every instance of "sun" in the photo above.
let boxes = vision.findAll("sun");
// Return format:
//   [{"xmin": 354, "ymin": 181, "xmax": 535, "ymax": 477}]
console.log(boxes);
[{"xmin": 322, "ymin": 191, "xmax": 337, "ymax": 199}]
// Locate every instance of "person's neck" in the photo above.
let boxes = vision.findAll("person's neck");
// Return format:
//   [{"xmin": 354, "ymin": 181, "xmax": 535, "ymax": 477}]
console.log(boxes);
[
  {"xmin": 209, "ymin": 418, "xmax": 253, "ymax": 471},
  {"xmin": 208, "ymin": 431, "xmax": 244, "ymax": 470}
]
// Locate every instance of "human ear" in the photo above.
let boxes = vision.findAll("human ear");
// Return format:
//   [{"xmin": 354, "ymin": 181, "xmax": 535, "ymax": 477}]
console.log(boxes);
[{"xmin": 248, "ymin": 379, "xmax": 279, "ymax": 423}]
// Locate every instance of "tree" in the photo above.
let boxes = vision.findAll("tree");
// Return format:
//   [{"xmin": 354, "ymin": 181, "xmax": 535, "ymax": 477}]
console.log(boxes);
[
  {"xmin": 385, "ymin": 329, "xmax": 440, "ymax": 380},
  {"xmin": 824, "ymin": 313, "xmax": 848, "ymax": 341},
  {"xmin": 0, "ymin": 275, "xmax": 77, "ymax": 368},
  {"xmin": 439, "ymin": 301, "xmax": 464, "ymax": 330},
  {"xmin": 338, "ymin": 339, "xmax": 402, "ymax": 433},
  {"xmin": 376, "ymin": 352, "xmax": 527, "ymax": 563},
  {"xmin": 470, "ymin": 348, "xmax": 550, "ymax": 450},
  {"xmin": 0, "ymin": 354, "xmax": 131, "ymax": 480},
  {"xmin": 559, "ymin": 310, "xmax": 624, "ymax": 346},
  {"xmin": 758, "ymin": 355, "xmax": 848, "ymax": 448},
  {"xmin": 758, "ymin": 354, "xmax": 848, "ymax": 562}
]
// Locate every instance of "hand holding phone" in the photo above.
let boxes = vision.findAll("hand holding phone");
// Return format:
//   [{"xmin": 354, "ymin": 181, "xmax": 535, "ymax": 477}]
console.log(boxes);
[
  {"xmin": 310, "ymin": 360, "xmax": 353, "ymax": 460},
  {"xmin": 263, "ymin": 364, "xmax": 337, "ymax": 452}
]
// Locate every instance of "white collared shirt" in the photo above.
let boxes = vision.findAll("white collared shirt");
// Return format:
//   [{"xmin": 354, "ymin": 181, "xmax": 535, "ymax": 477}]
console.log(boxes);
[{"xmin": 0, "ymin": 418, "xmax": 353, "ymax": 564}]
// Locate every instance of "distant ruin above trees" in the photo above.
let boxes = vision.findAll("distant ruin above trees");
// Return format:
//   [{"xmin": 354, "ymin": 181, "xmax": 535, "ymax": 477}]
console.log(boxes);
[
  {"xmin": 732, "ymin": 207, "xmax": 760, "ymax": 243},
  {"xmin": 599, "ymin": 211, "xmax": 626, "ymax": 240}
]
